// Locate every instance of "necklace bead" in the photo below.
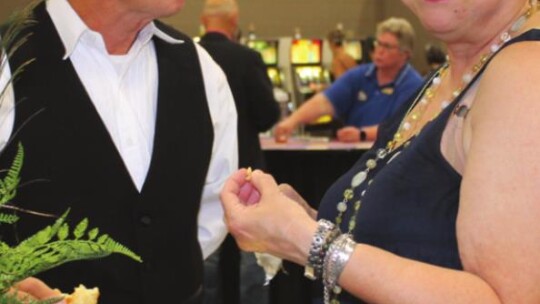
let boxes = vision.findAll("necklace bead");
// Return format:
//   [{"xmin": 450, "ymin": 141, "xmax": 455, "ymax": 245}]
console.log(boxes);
[
  {"xmin": 376, "ymin": 148, "xmax": 388, "ymax": 159},
  {"xmin": 351, "ymin": 171, "xmax": 367, "ymax": 187},
  {"xmin": 366, "ymin": 159, "xmax": 377, "ymax": 169},
  {"xmin": 462, "ymin": 73, "xmax": 473, "ymax": 84}
]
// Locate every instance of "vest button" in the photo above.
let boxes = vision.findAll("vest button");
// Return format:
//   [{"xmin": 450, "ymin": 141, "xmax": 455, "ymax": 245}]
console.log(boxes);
[{"xmin": 140, "ymin": 215, "xmax": 152, "ymax": 226}]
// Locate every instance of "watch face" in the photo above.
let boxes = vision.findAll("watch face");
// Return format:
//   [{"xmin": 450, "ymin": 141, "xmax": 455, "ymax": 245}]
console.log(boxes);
[{"xmin": 360, "ymin": 130, "xmax": 367, "ymax": 141}]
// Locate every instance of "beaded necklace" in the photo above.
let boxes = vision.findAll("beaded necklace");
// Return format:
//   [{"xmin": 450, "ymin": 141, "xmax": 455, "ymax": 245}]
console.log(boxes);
[
  {"xmin": 333, "ymin": 67, "xmax": 447, "ymax": 232},
  {"xmin": 329, "ymin": 4, "xmax": 538, "ymax": 302}
]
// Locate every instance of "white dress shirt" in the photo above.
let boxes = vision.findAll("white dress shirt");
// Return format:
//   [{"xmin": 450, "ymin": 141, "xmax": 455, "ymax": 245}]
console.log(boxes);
[{"xmin": 0, "ymin": 0, "xmax": 237, "ymax": 259}]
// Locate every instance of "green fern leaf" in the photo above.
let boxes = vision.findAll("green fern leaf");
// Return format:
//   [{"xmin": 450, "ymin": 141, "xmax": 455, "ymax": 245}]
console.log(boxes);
[
  {"xmin": 73, "ymin": 218, "xmax": 88, "ymax": 239},
  {"xmin": 0, "ymin": 143, "xmax": 23, "ymax": 207},
  {"xmin": 4, "ymin": 143, "xmax": 23, "ymax": 187},
  {"xmin": 0, "ymin": 238, "xmax": 141, "ymax": 289},
  {"xmin": 87, "ymin": 227, "xmax": 99, "ymax": 240},
  {"xmin": 57, "ymin": 223, "xmax": 68, "ymax": 241},
  {"xmin": 0, "ymin": 292, "xmax": 63, "ymax": 304},
  {"xmin": 16, "ymin": 210, "xmax": 69, "ymax": 249},
  {"xmin": 0, "ymin": 214, "xmax": 18, "ymax": 225},
  {"xmin": 97, "ymin": 234, "xmax": 109, "ymax": 245},
  {"xmin": 0, "ymin": 242, "xmax": 8, "ymax": 255}
]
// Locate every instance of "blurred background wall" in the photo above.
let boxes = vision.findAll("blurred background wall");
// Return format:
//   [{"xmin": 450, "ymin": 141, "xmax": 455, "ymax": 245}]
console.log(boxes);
[{"xmin": 0, "ymin": 0, "xmax": 436, "ymax": 72}]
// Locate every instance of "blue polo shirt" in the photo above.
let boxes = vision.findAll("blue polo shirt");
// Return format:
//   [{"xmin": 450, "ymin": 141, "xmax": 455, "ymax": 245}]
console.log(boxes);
[{"xmin": 324, "ymin": 62, "xmax": 423, "ymax": 128}]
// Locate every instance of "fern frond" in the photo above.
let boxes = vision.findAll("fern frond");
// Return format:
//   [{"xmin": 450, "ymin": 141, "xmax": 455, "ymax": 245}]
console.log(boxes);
[
  {"xmin": 0, "ymin": 242, "xmax": 8, "ymax": 255},
  {"xmin": 4, "ymin": 143, "xmax": 23, "ymax": 185},
  {"xmin": 0, "ymin": 0, "xmax": 41, "ymax": 54},
  {"xmin": 87, "ymin": 228, "xmax": 99, "ymax": 241},
  {"xmin": 73, "ymin": 219, "xmax": 88, "ymax": 240},
  {"xmin": 0, "ymin": 214, "xmax": 18, "ymax": 225},
  {"xmin": 0, "ymin": 237, "xmax": 141, "ymax": 290},
  {"xmin": 0, "ymin": 212, "xmax": 141, "ymax": 290},
  {"xmin": 15, "ymin": 210, "xmax": 69, "ymax": 249},
  {"xmin": 0, "ymin": 143, "xmax": 23, "ymax": 207},
  {"xmin": 0, "ymin": 292, "xmax": 63, "ymax": 304}
]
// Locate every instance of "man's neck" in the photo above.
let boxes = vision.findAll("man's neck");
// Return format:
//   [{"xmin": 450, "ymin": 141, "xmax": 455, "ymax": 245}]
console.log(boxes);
[
  {"xmin": 377, "ymin": 62, "xmax": 406, "ymax": 86},
  {"xmin": 68, "ymin": 0, "xmax": 151, "ymax": 54},
  {"xmin": 204, "ymin": 28, "xmax": 233, "ymax": 40}
]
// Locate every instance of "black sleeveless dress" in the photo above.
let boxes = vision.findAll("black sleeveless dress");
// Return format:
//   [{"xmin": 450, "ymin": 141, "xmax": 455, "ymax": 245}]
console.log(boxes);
[{"xmin": 314, "ymin": 29, "xmax": 540, "ymax": 304}]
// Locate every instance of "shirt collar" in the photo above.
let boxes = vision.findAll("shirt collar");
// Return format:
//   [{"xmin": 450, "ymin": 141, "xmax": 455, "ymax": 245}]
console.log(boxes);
[
  {"xmin": 364, "ymin": 63, "xmax": 377, "ymax": 78},
  {"xmin": 46, "ymin": 0, "xmax": 183, "ymax": 60},
  {"xmin": 365, "ymin": 62, "xmax": 412, "ymax": 87},
  {"xmin": 204, "ymin": 29, "xmax": 233, "ymax": 40}
]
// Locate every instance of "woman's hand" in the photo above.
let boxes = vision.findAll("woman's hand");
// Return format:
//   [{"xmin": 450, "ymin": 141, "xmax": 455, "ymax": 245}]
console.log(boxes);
[
  {"xmin": 9, "ymin": 277, "xmax": 65, "ymax": 303},
  {"xmin": 220, "ymin": 169, "xmax": 318, "ymax": 265},
  {"xmin": 278, "ymin": 183, "xmax": 317, "ymax": 220}
]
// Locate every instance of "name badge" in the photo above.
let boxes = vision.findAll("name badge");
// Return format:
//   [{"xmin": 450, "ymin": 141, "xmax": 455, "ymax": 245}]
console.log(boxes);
[
  {"xmin": 357, "ymin": 91, "xmax": 368, "ymax": 102},
  {"xmin": 381, "ymin": 87, "xmax": 394, "ymax": 95}
]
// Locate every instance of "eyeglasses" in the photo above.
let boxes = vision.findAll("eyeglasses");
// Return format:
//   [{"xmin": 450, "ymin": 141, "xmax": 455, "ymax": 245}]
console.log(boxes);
[{"xmin": 374, "ymin": 40, "xmax": 401, "ymax": 51}]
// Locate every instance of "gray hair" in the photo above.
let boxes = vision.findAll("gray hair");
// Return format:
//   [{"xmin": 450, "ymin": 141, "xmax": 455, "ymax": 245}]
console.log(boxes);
[
  {"xmin": 376, "ymin": 17, "xmax": 415, "ymax": 54},
  {"xmin": 202, "ymin": 0, "xmax": 238, "ymax": 16}
]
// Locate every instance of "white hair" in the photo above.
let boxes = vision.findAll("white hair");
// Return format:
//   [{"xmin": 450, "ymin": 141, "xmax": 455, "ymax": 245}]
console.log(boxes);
[{"xmin": 202, "ymin": 0, "xmax": 238, "ymax": 16}]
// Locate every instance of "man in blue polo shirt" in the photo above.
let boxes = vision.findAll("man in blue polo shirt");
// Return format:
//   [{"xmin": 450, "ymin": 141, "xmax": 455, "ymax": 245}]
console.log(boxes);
[{"xmin": 275, "ymin": 17, "xmax": 423, "ymax": 142}]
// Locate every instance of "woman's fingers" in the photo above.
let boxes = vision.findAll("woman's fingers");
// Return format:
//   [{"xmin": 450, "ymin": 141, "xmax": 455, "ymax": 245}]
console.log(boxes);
[
  {"xmin": 246, "ymin": 186, "xmax": 261, "ymax": 205},
  {"xmin": 247, "ymin": 170, "xmax": 278, "ymax": 196},
  {"xmin": 221, "ymin": 169, "xmax": 247, "ymax": 207},
  {"xmin": 238, "ymin": 182, "xmax": 254, "ymax": 203}
]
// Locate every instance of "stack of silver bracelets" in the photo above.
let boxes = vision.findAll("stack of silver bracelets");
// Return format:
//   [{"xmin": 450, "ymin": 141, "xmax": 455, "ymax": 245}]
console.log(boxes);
[{"xmin": 304, "ymin": 219, "xmax": 357, "ymax": 304}]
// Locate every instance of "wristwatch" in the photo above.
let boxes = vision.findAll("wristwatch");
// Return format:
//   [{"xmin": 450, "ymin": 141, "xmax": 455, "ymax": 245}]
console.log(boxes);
[{"xmin": 359, "ymin": 129, "xmax": 367, "ymax": 141}]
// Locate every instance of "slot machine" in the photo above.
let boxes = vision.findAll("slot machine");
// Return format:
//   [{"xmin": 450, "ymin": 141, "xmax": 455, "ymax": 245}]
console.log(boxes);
[
  {"xmin": 290, "ymin": 38, "xmax": 331, "ymax": 105},
  {"xmin": 246, "ymin": 39, "xmax": 285, "ymax": 88},
  {"xmin": 344, "ymin": 38, "xmax": 374, "ymax": 64},
  {"xmin": 246, "ymin": 38, "xmax": 292, "ymax": 120}
]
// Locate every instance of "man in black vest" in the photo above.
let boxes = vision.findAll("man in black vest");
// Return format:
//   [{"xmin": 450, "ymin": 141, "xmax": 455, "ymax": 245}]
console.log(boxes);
[
  {"xmin": 198, "ymin": 1, "xmax": 279, "ymax": 304},
  {"xmin": 0, "ymin": 0, "xmax": 238, "ymax": 303}
]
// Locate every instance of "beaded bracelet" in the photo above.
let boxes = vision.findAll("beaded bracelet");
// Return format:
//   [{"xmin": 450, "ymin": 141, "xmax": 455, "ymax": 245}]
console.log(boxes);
[
  {"xmin": 322, "ymin": 234, "xmax": 356, "ymax": 304},
  {"xmin": 304, "ymin": 219, "xmax": 340, "ymax": 280}
]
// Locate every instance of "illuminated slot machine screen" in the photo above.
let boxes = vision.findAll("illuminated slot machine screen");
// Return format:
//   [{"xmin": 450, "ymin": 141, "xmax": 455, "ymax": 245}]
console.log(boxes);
[
  {"xmin": 266, "ymin": 67, "xmax": 283, "ymax": 87},
  {"xmin": 290, "ymin": 39, "xmax": 322, "ymax": 65},
  {"xmin": 344, "ymin": 40, "xmax": 363, "ymax": 62},
  {"xmin": 247, "ymin": 40, "xmax": 279, "ymax": 66},
  {"xmin": 294, "ymin": 66, "xmax": 329, "ymax": 94}
]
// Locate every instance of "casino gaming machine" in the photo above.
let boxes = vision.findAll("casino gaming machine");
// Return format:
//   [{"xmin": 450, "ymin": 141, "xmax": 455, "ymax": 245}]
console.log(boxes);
[
  {"xmin": 344, "ymin": 38, "xmax": 374, "ymax": 64},
  {"xmin": 290, "ymin": 38, "xmax": 331, "ymax": 105},
  {"xmin": 290, "ymin": 38, "xmax": 334, "ymax": 136},
  {"xmin": 246, "ymin": 39, "xmax": 285, "ymax": 88}
]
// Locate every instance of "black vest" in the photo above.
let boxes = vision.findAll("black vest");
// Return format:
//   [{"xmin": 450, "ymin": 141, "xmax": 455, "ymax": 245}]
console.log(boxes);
[{"xmin": 0, "ymin": 3, "xmax": 213, "ymax": 303}]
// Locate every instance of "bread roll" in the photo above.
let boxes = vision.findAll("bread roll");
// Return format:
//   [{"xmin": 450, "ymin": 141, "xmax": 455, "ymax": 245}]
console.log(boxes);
[{"xmin": 64, "ymin": 284, "xmax": 99, "ymax": 304}]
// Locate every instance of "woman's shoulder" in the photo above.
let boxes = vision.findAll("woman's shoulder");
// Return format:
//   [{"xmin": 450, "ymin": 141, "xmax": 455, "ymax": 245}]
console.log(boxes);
[
  {"xmin": 469, "ymin": 31, "xmax": 540, "ymax": 139},
  {"xmin": 480, "ymin": 34, "xmax": 540, "ymax": 98}
]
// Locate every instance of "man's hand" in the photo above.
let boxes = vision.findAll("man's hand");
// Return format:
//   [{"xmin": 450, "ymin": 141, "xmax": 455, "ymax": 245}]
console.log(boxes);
[
  {"xmin": 336, "ymin": 126, "xmax": 361, "ymax": 142},
  {"xmin": 10, "ymin": 277, "xmax": 65, "ymax": 303},
  {"xmin": 274, "ymin": 118, "xmax": 296, "ymax": 143}
]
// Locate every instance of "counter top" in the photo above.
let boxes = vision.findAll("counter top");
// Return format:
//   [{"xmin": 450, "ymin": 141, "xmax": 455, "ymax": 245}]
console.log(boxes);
[{"xmin": 260, "ymin": 135, "xmax": 373, "ymax": 151}]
